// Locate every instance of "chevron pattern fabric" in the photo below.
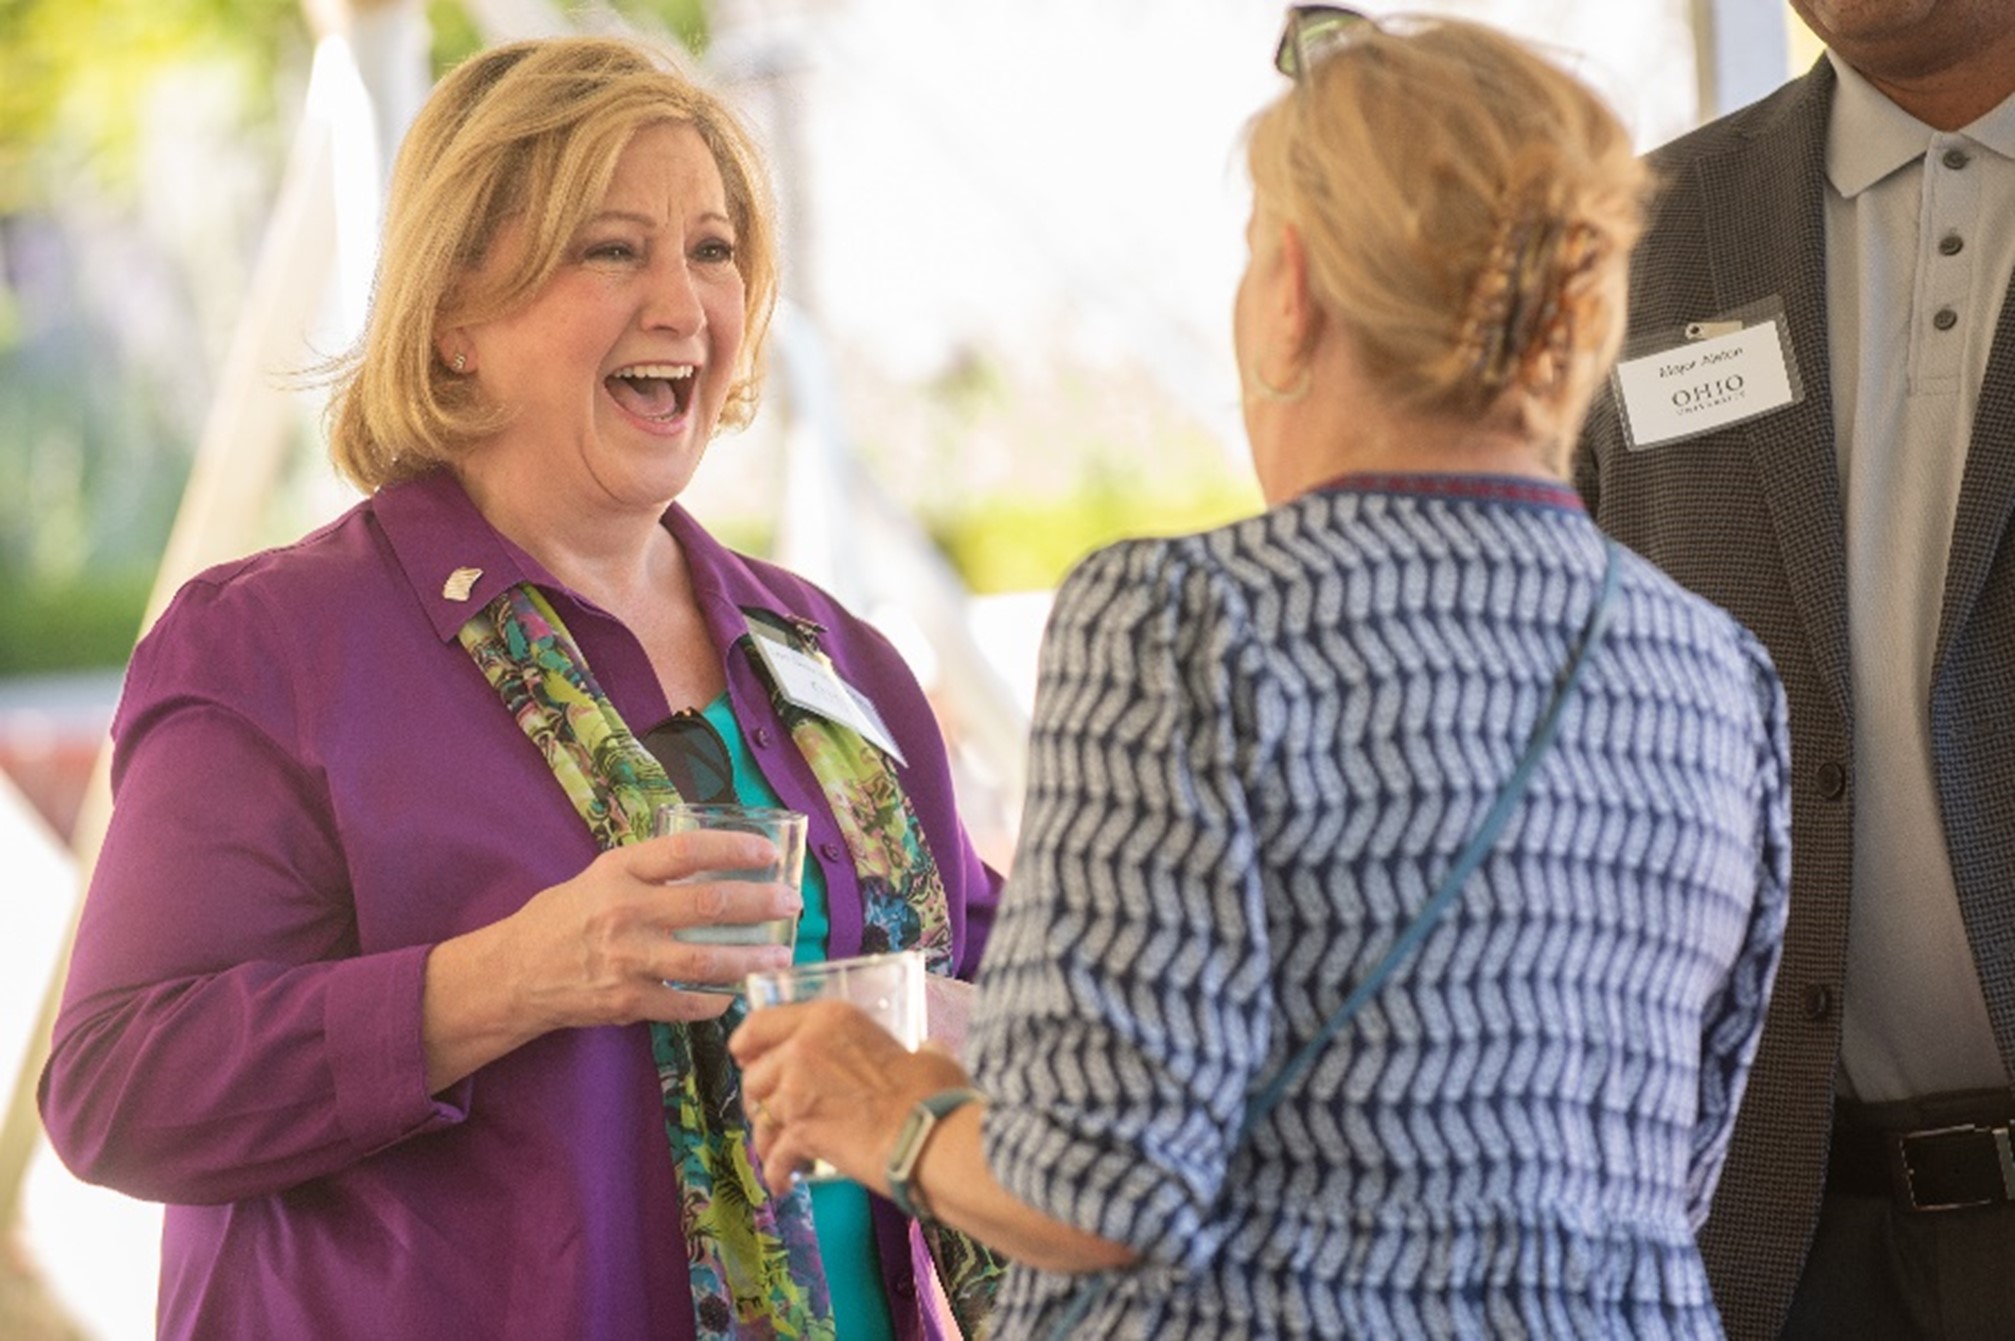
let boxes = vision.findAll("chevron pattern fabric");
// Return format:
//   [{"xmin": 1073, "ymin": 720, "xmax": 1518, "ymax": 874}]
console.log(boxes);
[{"xmin": 965, "ymin": 477, "xmax": 1792, "ymax": 1339}]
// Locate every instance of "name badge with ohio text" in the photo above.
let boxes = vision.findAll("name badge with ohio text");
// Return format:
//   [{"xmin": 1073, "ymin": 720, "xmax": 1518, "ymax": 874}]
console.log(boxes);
[
  {"xmin": 748, "ymin": 621, "xmax": 909, "ymax": 767},
  {"xmin": 1612, "ymin": 296, "xmax": 1804, "ymax": 451}
]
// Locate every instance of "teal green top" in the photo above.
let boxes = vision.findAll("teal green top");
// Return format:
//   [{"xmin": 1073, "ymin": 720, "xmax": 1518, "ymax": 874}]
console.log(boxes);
[{"xmin": 700, "ymin": 695, "xmax": 897, "ymax": 1341}]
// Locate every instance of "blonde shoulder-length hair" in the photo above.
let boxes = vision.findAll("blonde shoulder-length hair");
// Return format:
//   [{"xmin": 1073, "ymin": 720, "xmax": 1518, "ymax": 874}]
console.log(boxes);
[{"xmin": 326, "ymin": 35, "xmax": 779, "ymax": 492}]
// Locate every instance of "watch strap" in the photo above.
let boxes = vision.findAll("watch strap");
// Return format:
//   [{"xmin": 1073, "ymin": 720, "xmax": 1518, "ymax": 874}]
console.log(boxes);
[{"xmin": 885, "ymin": 1086, "xmax": 983, "ymax": 1221}]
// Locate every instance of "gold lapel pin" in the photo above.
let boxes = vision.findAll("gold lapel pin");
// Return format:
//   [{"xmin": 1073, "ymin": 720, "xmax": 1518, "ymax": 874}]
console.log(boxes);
[{"xmin": 442, "ymin": 566, "xmax": 483, "ymax": 601}]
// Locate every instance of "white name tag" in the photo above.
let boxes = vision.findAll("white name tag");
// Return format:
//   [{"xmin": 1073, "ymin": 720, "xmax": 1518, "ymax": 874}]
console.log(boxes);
[
  {"xmin": 1613, "ymin": 319, "xmax": 1797, "ymax": 450},
  {"xmin": 751, "ymin": 632, "xmax": 909, "ymax": 767}
]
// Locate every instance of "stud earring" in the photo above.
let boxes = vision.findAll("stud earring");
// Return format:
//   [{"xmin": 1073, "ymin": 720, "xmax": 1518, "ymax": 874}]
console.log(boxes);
[{"xmin": 452, "ymin": 352, "xmax": 468, "ymax": 373}]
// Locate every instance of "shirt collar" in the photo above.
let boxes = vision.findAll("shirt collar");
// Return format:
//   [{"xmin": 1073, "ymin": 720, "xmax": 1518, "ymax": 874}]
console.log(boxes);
[
  {"xmin": 372, "ymin": 470, "xmax": 549, "ymax": 642},
  {"xmin": 372, "ymin": 468, "xmax": 804, "ymax": 646},
  {"xmin": 1826, "ymin": 49, "xmax": 2015, "ymax": 198},
  {"xmin": 1964, "ymin": 78, "xmax": 2015, "ymax": 162},
  {"xmin": 1309, "ymin": 471, "xmax": 1586, "ymax": 513}
]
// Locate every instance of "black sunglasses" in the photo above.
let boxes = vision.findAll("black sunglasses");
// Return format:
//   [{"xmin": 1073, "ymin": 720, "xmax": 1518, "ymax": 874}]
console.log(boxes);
[
  {"xmin": 641, "ymin": 709, "xmax": 736, "ymax": 805},
  {"xmin": 1274, "ymin": 5, "xmax": 1374, "ymax": 80}
]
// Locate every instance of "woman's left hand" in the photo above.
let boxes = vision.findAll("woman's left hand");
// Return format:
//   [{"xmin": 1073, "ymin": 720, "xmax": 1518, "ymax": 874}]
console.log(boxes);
[{"xmin": 730, "ymin": 1002, "xmax": 972, "ymax": 1192}]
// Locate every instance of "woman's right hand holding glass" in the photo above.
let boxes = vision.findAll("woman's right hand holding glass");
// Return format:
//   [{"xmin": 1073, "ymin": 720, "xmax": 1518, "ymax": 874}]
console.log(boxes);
[{"xmin": 419, "ymin": 829, "xmax": 799, "ymax": 1093}]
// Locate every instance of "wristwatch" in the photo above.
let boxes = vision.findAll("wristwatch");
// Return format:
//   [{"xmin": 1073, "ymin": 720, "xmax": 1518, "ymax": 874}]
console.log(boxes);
[{"xmin": 885, "ymin": 1087, "xmax": 984, "ymax": 1221}]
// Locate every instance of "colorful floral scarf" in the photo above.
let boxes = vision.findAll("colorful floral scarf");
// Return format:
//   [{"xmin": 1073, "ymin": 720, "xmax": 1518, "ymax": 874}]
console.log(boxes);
[{"xmin": 459, "ymin": 583, "xmax": 1002, "ymax": 1339}]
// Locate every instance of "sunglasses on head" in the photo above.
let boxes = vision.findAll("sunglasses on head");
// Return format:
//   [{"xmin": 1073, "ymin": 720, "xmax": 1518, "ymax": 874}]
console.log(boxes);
[
  {"xmin": 642, "ymin": 709, "xmax": 736, "ymax": 805},
  {"xmin": 1274, "ymin": 5, "xmax": 1374, "ymax": 80}
]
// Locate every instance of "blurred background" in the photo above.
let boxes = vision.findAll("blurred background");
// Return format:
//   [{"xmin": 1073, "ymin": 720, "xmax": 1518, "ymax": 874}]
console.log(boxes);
[{"xmin": 1, "ymin": 1, "xmax": 1819, "ymax": 1334}]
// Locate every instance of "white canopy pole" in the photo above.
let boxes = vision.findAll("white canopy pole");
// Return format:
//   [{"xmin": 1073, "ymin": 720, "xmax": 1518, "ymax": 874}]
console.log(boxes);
[{"xmin": 1692, "ymin": 0, "xmax": 1796, "ymax": 119}]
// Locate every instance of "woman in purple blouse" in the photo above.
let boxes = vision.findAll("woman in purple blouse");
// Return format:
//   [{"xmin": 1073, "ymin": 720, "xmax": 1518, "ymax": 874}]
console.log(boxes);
[{"xmin": 38, "ymin": 36, "xmax": 998, "ymax": 1341}]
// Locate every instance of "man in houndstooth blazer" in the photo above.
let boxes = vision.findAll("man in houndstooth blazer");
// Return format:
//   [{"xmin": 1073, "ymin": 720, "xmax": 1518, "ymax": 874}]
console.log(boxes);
[{"xmin": 1576, "ymin": 5, "xmax": 2015, "ymax": 1337}]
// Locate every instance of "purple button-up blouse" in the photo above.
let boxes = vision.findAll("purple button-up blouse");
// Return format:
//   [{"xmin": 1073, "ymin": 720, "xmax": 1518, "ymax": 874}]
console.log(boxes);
[{"xmin": 38, "ymin": 469, "xmax": 1000, "ymax": 1339}]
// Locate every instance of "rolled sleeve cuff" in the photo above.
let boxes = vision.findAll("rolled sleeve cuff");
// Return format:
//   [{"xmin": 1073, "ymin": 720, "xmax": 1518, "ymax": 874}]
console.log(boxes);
[{"xmin": 325, "ymin": 944, "xmax": 470, "ymax": 1151}]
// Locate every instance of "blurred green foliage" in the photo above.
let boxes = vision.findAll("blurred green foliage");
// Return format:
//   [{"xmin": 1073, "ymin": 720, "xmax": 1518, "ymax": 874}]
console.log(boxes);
[
  {"xmin": 928, "ymin": 479, "xmax": 1259, "ymax": 595},
  {"xmin": 1, "ymin": 0, "xmax": 712, "ymax": 211},
  {"xmin": 423, "ymin": 0, "xmax": 711, "ymax": 72},
  {"xmin": 425, "ymin": 0, "xmax": 485, "ymax": 72},
  {"xmin": 0, "ymin": 0, "xmax": 713, "ymax": 675},
  {"xmin": 0, "ymin": 571, "xmax": 155, "ymax": 675},
  {"xmin": 895, "ymin": 348, "xmax": 1262, "ymax": 593},
  {"xmin": 0, "ymin": 0, "xmax": 308, "ymax": 213}
]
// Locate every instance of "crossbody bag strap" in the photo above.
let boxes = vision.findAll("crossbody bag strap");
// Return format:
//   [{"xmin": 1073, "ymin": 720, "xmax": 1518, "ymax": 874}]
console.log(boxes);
[{"xmin": 1239, "ymin": 535, "xmax": 1621, "ymax": 1136}]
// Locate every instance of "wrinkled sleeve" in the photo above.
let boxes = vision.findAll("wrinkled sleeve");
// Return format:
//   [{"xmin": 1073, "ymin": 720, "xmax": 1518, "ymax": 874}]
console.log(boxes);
[
  {"xmin": 966, "ymin": 538, "xmax": 1274, "ymax": 1271},
  {"xmin": 38, "ymin": 580, "xmax": 467, "ymax": 1206},
  {"xmin": 1685, "ymin": 626, "xmax": 1791, "ymax": 1228}
]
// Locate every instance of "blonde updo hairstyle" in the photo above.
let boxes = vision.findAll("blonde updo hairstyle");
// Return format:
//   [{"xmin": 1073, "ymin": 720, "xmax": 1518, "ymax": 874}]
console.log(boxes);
[
  {"xmin": 1247, "ymin": 17, "xmax": 1646, "ymax": 471},
  {"xmin": 327, "ymin": 36, "xmax": 779, "ymax": 492}
]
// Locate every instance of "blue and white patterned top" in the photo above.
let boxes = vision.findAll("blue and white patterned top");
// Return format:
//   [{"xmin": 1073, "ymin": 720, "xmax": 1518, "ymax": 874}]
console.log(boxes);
[{"xmin": 966, "ymin": 475, "xmax": 1791, "ymax": 1339}]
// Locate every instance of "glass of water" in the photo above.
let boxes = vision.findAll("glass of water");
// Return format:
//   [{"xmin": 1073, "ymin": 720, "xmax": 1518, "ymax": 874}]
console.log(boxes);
[
  {"xmin": 656, "ymin": 803, "xmax": 807, "ymax": 992},
  {"xmin": 743, "ymin": 949, "xmax": 927, "ymax": 1180}
]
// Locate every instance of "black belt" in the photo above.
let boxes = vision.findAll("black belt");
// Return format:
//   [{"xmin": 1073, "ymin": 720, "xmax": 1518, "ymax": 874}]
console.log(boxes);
[{"xmin": 1828, "ymin": 1114, "xmax": 2015, "ymax": 1213}]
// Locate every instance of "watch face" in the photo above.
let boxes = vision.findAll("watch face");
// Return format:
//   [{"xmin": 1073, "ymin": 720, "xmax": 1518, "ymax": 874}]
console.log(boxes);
[
  {"xmin": 886, "ymin": 1107, "xmax": 937, "ymax": 1219},
  {"xmin": 890, "ymin": 1108, "xmax": 933, "ymax": 1179},
  {"xmin": 887, "ymin": 1089, "xmax": 979, "ymax": 1215}
]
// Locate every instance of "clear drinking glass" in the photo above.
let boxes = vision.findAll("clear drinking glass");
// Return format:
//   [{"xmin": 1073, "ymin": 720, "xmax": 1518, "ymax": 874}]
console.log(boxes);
[
  {"xmin": 656, "ymin": 803, "xmax": 807, "ymax": 993},
  {"xmin": 744, "ymin": 949, "xmax": 928, "ymax": 1180}
]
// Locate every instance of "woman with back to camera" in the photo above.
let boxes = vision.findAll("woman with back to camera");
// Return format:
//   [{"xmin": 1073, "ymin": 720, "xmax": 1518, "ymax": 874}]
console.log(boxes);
[
  {"xmin": 732, "ymin": 9, "xmax": 1792, "ymax": 1338},
  {"xmin": 38, "ymin": 35, "xmax": 1001, "ymax": 1341}
]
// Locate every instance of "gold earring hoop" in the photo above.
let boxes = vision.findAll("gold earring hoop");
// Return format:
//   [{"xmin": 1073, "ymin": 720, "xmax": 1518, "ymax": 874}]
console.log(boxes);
[{"xmin": 1249, "ymin": 361, "xmax": 1311, "ymax": 404}]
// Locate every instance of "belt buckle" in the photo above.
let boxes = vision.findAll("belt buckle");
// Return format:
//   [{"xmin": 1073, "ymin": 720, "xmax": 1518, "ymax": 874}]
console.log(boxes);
[{"xmin": 1892, "ymin": 1123, "xmax": 2015, "ymax": 1212}]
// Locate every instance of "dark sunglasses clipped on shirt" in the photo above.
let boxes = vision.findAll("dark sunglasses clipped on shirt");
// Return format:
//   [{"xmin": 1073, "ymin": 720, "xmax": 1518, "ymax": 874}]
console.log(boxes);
[
  {"xmin": 641, "ymin": 709, "xmax": 736, "ymax": 805},
  {"xmin": 1274, "ymin": 4, "xmax": 1374, "ymax": 80}
]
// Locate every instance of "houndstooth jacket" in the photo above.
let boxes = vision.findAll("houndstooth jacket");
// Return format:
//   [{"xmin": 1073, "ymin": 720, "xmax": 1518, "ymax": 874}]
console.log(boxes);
[{"xmin": 1575, "ymin": 57, "xmax": 2015, "ymax": 1341}]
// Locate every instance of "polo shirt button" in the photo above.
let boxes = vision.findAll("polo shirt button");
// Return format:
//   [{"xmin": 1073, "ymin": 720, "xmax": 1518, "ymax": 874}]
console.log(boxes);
[
  {"xmin": 1943, "ymin": 147, "xmax": 1971, "ymax": 170},
  {"xmin": 1803, "ymin": 983, "xmax": 1834, "ymax": 1021},
  {"xmin": 1816, "ymin": 761, "xmax": 1847, "ymax": 799},
  {"xmin": 752, "ymin": 727, "xmax": 774, "ymax": 748},
  {"xmin": 1940, "ymin": 233, "xmax": 1965, "ymax": 256},
  {"xmin": 819, "ymin": 841, "xmax": 845, "ymax": 862},
  {"xmin": 1934, "ymin": 307, "xmax": 1959, "ymax": 331}
]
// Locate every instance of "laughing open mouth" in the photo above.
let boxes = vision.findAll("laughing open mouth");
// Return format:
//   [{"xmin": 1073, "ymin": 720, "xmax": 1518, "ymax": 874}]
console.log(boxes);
[{"xmin": 607, "ymin": 363, "xmax": 696, "ymax": 422}]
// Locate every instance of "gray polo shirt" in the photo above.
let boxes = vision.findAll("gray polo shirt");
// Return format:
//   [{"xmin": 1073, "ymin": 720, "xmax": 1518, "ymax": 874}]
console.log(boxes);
[{"xmin": 1823, "ymin": 51, "xmax": 2015, "ymax": 1100}]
